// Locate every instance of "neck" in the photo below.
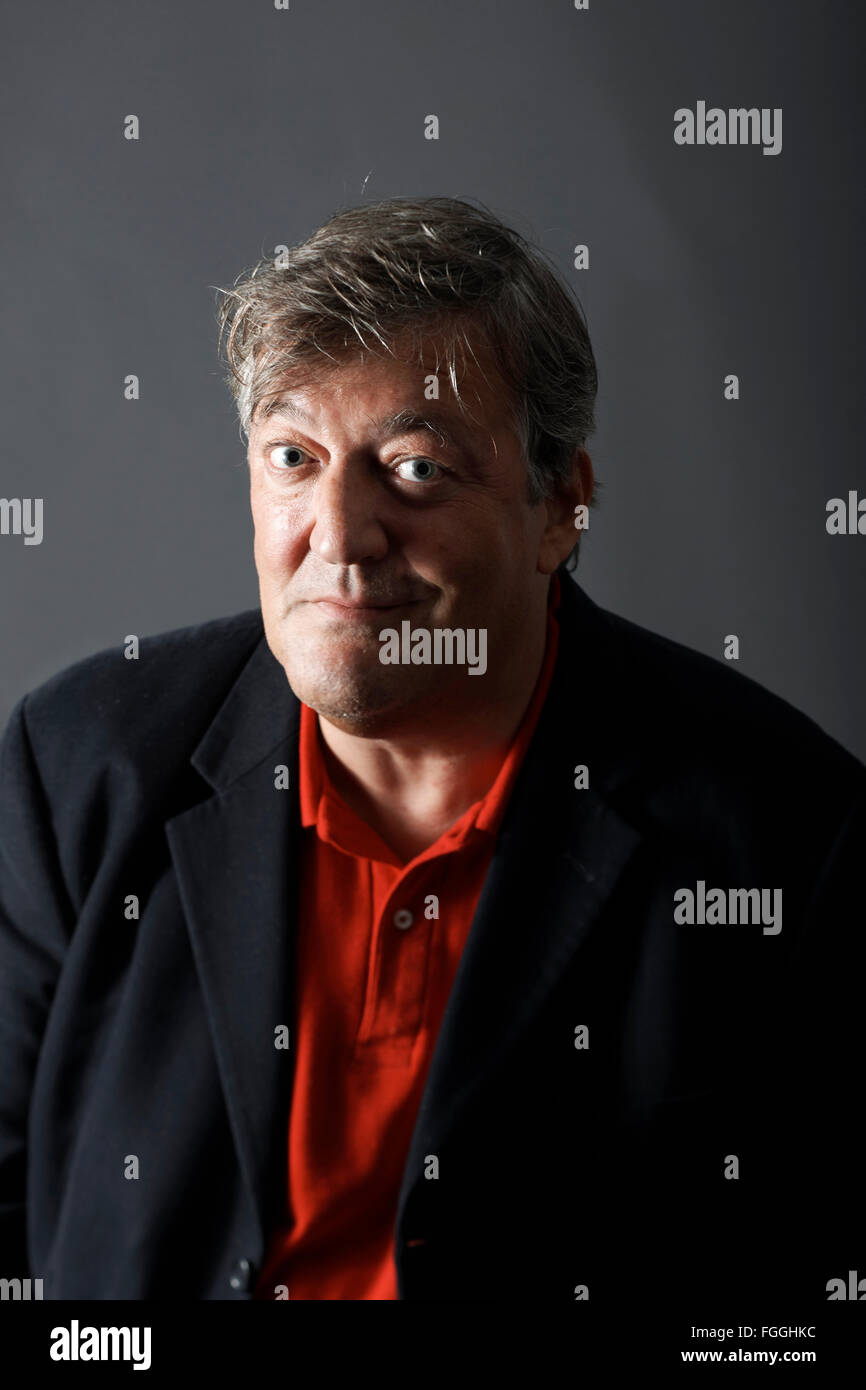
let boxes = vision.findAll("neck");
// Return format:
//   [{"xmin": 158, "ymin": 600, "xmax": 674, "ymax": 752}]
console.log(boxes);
[{"xmin": 316, "ymin": 613, "xmax": 551, "ymax": 860}]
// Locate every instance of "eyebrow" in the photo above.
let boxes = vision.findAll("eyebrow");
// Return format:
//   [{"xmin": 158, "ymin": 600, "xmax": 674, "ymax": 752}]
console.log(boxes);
[{"xmin": 261, "ymin": 396, "xmax": 467, "ymax": 451}]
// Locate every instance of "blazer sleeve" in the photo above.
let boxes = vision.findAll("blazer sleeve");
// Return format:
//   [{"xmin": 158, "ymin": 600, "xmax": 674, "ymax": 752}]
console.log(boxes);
[
  {"xmin": 753, "ymin": 785, "xmax": 866, "ymax": 1302},
  {"xmin": 0, "ymin": 696, "xmax": 74, "ymax": 1276},
  {"xmin": 800, "ymin": 789, "xmax": 866, "ymax": 1253}
]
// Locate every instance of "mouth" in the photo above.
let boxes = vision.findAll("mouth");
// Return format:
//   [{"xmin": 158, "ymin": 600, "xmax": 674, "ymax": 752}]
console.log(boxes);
[{"xmin": 310, "ymin": 599, "xmax": 422, "ymax": 620}]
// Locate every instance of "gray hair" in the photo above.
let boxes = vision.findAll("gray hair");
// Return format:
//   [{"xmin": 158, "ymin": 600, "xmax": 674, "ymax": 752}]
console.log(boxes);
[{"xmin": 216, "ymin": 195, "xmax": 598, "ymax": 571}]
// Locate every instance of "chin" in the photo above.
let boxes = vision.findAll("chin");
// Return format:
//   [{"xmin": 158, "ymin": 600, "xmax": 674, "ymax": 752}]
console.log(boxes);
[
  {"xmin": 295, "ymin": 662, "xmax": 439, "ymax": 728},
  {"xmin": 289, "ymin": 663, "xmax": 388, "ymax": 711}
]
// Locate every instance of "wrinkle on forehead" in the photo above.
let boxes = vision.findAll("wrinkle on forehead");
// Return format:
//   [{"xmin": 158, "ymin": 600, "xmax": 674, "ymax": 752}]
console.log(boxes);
[{"xmin": 254, "ymin": 322, "xmax": 518, "ymax": 468}]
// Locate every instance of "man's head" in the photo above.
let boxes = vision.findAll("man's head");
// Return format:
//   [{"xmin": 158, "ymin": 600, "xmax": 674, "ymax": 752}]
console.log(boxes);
[{"xmin": 216, "ymin": 196, "xmax": 597, "ymax": 733}]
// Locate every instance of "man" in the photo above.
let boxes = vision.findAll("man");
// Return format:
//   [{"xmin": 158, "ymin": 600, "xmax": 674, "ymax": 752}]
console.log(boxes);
[{"xmin": 0, "ymin": 196, "xmax": 863, "ymax": 1307}]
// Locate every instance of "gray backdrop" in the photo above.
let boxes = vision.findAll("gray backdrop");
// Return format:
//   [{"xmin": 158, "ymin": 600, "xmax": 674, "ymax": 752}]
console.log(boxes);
[{"xmin": 2, "ymin": 0, "xmax": 864, "ymax": 758}]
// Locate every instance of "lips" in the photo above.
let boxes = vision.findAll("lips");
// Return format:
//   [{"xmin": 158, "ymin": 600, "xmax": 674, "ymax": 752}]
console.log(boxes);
[{"xmin": 312, "ymin": 598, "xmax": 418, "ymax": 609}]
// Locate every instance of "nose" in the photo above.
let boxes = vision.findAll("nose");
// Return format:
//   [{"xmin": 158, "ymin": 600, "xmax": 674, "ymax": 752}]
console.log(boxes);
[{"xmin": 308, "ymin": 458, "xmax": 390, "ymax": 566}]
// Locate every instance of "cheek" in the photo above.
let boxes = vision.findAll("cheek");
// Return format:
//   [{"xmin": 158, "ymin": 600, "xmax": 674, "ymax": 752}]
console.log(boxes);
[
  {"xmin": 426, "ymin": 508, "xmax": 514, "ymax": 573},
  {"xmin": 251, "ymin": 491, "xmax": 306, "ymax": 571}
]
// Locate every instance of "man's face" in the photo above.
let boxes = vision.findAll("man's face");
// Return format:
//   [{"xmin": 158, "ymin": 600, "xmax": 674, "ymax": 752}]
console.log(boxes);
[{"xmin": 247, "ymin": 332, "xmax": 579, "ymax": 733}]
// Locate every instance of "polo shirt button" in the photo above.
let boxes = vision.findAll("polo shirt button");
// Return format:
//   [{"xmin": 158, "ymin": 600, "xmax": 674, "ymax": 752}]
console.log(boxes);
[{"xmin": 393, "ymin": 908, "xmax": 414, "ymax": 930}]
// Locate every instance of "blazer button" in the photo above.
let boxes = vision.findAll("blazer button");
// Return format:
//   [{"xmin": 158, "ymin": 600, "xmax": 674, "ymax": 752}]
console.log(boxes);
[{"xmin": 229, "ymin": 1258, "xmax": 255, "ymax": 1292}]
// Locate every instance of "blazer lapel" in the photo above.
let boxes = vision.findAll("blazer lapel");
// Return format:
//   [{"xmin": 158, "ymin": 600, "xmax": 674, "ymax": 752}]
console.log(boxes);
[
  {"xmin": 396, "ymin": 577, "xmax": 644, "ymax": 1232},
  {"xmin": 165, "ymin": 631, "xmax": 301, "ymax": 1254}
]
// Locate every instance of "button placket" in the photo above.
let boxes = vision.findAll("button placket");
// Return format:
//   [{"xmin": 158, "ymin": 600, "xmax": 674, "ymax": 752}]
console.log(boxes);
[{"xmin": 355, "ymin": 870, "xmax": 436, "ymax": 1050}]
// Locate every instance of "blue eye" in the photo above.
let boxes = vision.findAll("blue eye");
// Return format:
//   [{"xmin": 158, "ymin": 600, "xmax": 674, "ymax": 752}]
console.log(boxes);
[
  {"xmin": 395, "ymin": 457, "xmax": 441, "ymax": 482},
  {"xmin": 268, "ymin": 445, "xmax": 309, "ymax": 469}
]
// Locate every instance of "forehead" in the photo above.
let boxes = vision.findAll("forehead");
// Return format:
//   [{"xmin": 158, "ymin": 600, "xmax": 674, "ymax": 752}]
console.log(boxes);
[{"xmin": 252, "ymin": 326, "xmax": 515, "ymax": 437}]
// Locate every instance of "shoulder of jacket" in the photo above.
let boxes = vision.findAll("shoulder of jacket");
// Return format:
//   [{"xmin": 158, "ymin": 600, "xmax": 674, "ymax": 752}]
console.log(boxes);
[
  {"xmin": 19, "ymin": 608, "xmax": 265, "ymax": 764},
  {"xmin": 593, "ymin": 602, "xmax": 866, "ymax": 807}
]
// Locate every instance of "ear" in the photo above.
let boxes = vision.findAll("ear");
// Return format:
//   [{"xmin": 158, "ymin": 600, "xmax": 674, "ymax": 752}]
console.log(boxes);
[{"xmin": 536, "ymin": 448, "xmax": 594, "ymax": 574}]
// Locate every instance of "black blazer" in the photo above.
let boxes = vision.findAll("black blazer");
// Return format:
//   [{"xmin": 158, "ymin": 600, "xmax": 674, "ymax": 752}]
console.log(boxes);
[{"xmin": 1, "ymin": 576, "xmax": 863, "ymax": 1306}]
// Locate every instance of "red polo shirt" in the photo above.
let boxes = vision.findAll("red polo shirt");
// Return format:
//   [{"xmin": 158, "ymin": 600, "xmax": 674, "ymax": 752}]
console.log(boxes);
[{"xmin": 253, "ymin": 576, "xmax": 561, "ymax": 1299}]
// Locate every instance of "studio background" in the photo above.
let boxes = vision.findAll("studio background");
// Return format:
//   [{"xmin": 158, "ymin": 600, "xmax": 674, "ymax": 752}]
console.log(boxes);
[{"xmin": 2, "ymin": 0, "xmax": 863, "ymax": 758}]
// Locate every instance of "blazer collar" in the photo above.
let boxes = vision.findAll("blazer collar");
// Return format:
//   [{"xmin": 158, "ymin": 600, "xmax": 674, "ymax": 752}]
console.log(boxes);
[{"xmin": 188, "ymin": 622, "xmax": 297, "ymax": 792}]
